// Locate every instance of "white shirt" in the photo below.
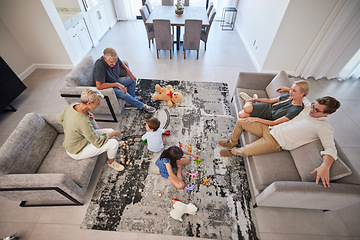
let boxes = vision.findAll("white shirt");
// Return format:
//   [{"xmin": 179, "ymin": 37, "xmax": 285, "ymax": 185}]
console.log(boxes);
[
  {"xmin": 141, "ymin": 128, "xmax": 165, "ymax": 152},
  {"xmin": 270, "ymin": 105, "xmax": 337, "ymax": 160}
]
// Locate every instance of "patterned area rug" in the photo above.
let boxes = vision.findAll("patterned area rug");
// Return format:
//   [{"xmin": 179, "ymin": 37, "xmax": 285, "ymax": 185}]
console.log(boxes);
[{"xmin": 81, "ymin": 79, "xmax": 259, "ymax": 240}]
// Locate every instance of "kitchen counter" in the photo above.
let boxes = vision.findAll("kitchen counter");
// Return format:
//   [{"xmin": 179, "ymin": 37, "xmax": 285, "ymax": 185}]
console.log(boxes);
[{"xmin": 56, "ymin": 8, "xmax": 83, "ymax": 30}]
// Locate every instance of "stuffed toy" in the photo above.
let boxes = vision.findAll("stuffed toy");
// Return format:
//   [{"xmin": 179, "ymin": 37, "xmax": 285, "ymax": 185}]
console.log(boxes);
[
  {"xmin": 152, "ymin": 84, "xmax": 183, "ymax": 107},
  {"xmin": 170, "ymin": 199, "xmax": 198, "ymax": 222}
]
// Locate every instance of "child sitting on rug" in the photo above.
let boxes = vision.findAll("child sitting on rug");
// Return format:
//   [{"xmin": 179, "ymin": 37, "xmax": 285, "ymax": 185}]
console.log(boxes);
[
  {"xmin": 142, "ymin": 117, "xmax": 166, "ymax": 152},
  {"xmin": 156, "ymin": 146, "xmax": 199, "ymax": 189}
]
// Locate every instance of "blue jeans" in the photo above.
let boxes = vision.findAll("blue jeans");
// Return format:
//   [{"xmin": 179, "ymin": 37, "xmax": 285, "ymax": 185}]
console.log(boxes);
[{"xmin": 113, "ymin": 77, "xmax": 143, "ymax": 109}]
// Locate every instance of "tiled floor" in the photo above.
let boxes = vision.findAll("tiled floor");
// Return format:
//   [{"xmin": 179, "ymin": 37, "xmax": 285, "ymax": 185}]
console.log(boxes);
[{"xmin": 0, "ymin": 20, "xmax": 360, "ymax": 240}]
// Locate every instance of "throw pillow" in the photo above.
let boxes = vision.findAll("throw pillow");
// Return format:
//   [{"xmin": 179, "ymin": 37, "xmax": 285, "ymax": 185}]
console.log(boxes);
[
  {"xmin": 0, "ymin": 113, "xmax": 58, "ymax": 175},
  {"xmin": 66, "ymin": 56, "xmax": 95, "ymax": 87},
  {"xmin": 290, "ymin": 139, "xmax": 352, "ymax": 182},
  {"xmin": 265, "ymin": 70, "xmax": 293, "ymax": 99}
]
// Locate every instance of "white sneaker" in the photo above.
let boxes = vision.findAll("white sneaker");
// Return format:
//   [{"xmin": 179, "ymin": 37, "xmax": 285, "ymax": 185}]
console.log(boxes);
[
  {"xmin": 108, "ymin": 161, "xmax": 125, "ymax": 171},
  {"xmin": 142, "ymin": 104, "xmax": 156, "ymax": 113},
  {"xmin": 239, "ymin": 92, "xmax": 252, "ymax": 101},
  {"xmin": 253, "ymin": 94, "xmax": 258, "ymax": 99}
]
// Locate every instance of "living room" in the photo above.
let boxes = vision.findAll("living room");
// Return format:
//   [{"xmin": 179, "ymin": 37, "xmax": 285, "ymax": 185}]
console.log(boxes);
[{"xmin": 1, "ymin": 0, "xmax": 360, "ymax": 239}]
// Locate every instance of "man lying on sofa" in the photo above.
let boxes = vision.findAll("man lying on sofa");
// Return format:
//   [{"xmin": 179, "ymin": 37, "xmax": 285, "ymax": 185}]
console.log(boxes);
[{"xmin": 219, "ymin": 95, "xmax": 340, "ymax": 188}]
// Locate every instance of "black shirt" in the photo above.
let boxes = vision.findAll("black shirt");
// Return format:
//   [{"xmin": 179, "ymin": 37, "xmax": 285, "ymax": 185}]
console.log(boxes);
[{"xmin": 93, "ymin": 56, "xmax": 123, "ymax": 84}]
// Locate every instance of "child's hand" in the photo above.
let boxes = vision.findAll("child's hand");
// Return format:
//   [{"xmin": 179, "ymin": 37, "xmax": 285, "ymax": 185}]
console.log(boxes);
[{"xmin": 193, "ymin": 154, "xmax": 199, "ymax": 160}]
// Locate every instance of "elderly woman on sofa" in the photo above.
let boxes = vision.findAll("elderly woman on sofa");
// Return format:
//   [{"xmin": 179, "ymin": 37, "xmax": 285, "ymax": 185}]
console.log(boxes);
[{"xmin": 57, "ymin": 88, "xmax": 124, "ymax": 171}]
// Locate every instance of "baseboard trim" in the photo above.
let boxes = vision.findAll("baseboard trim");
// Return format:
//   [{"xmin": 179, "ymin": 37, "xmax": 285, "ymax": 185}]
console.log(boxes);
[
  {"xmin": 19, "ymin": 63, "xmax": 74, "ymax": 81},
  {"xmin": 19, "ymin": 64, "xmax": 37, "ymax": 81},
  {"xmin": 33, "ymin": 63, "xmax": 74, "ymax": 69}
]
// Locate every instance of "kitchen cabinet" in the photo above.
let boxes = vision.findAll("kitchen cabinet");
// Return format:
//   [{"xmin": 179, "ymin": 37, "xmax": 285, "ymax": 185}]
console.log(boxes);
[
  {"xmin": 67, "ymin": 18, "xmax": 92, "ymax": 59},
  {"xmin": 87, "ymin": 2, "xmax": 110, "ymax": 43}
]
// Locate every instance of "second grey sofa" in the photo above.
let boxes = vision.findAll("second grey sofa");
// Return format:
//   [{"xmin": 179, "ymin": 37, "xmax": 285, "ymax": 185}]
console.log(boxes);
[
  {"xmin": 231, "ymin": 71, "xmax": 360, "ymax": 211},
  {"xmin": 0, "ymin": 113, "xmax": 100, "ymax": 206}
]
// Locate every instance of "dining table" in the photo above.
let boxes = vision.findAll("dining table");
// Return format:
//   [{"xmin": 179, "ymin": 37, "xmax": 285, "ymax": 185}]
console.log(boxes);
[{"xmin": 145, "ymin": 6, "xmax": 210, "ymax": 50}]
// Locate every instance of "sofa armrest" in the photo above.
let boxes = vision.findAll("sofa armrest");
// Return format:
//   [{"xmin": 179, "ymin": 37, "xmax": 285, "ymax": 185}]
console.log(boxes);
[
  {"xmin": 59, "ymin": 85, "xmax": 116, "ymax": 99},
  {"xmin": 59, "ymin": 86, "xmax": 122, "ymax": 116},
  {"xmin": 235, "ymin": 72, "xmax": 277, "ymax": 90},
  {"xmin": 0, "ymin": 173, "xmax": 85, "ymax": 204},
  {"xmin": 256, "ymin": 181, "xmax": 360, "ymax": 211}
]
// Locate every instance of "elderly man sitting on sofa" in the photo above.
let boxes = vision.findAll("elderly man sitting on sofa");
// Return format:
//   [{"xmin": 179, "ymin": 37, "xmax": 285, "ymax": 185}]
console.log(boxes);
[{"xmin": 219, "ymin": 95, "xmax": 340, "ymax": 188}]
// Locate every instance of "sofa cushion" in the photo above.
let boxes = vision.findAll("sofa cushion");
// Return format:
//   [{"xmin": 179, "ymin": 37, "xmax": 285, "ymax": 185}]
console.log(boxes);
[
  {"xmin": 248, "ymin": 150, "xmax": 301, "ymax": 191},
  {"xmin": 66, "ymin": 56, "xmax": 95, "ymax": 87},
  {"xmin": 290, "ymin": 139, "xmax": 352, "ymax": 182},
  {"xmin": 37, "ymin": 134, "xmax": 98, "ymax": 188},
  {"xmin": 265, "ymin": 71, "xmax": 293, "ymax": 99},
  {"xmin": 0, "ymin": 113, "xmax": 58, "ymax": 175}
]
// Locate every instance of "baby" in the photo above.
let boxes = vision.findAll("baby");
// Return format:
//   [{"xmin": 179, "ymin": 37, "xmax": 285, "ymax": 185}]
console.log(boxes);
[{"xmin": 142, "ymin": 117, "xmax": 166, "ymax": 152}]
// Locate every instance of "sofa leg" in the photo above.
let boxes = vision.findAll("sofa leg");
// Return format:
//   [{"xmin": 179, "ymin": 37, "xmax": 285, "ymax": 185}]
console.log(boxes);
[
  {"xmin": 0, "ymin": 187, "xmax": 83, "ymax": 207},
  {"xmin": 253, "ymin": 203, "xmax": 258, "ymax": 208}
]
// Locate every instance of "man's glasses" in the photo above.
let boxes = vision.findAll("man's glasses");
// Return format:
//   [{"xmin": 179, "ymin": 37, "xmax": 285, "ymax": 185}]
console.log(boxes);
[{"xmin": 311, "ymin": 102, "xmax": 324, "ymax": 113}]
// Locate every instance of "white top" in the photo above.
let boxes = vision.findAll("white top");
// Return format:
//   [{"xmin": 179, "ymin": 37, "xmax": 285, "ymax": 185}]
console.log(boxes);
[
  {"xmin": 270, "ymin": 105, "xmax": 337, "ymax": 160},
  {"xmin": 142, "ymin": 128, "xmax": 165, "ymax": 152}
]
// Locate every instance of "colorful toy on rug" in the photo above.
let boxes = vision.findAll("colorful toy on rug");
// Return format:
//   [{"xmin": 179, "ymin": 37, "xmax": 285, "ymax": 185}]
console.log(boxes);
[
  {"xmin": 152, "ymin": 84, "xmax": 183, "ymax": 107},
  {"xmin": 187, "ymin": 143, "xmax": 192, "ymax": 152},
  {"xmin": 202, "ymin": 176, "xmax": 212, "ymax": 185},
  {"xmin": 194, "ymin": 158, "xmax": 202, "ymax": 163},
  {"xmin": 179, "ymin": 142, "xmax": 182, "ymax": 148},
  {"xmin": 170, "ymin": 199, "xmax": 198, "ymax": 222},
  {"xmin": 162, "ymin": 130, "xmax": 170, "ymax": 135},
  {"xmin": 185, "ymin": 185, "xmax": 195, "ymax": 192},
  {"xmin": 186, "ymin": 171, "xmax": 198, "ymax": 179}
]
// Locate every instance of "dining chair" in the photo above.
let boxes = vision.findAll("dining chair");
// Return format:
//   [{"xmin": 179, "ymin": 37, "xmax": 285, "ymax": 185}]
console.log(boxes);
[
  {"xmin": 144, "ymin": 1, "xmax": 153, "ymax": 13},
  {"xmin": 201, "ymin": 8, "xmax": 216, "ymax": 51},
  {"xmin": 153, "ymin": 19, "xmax": 174, "ymax": 59},
  {"xmin": 161, "ymin": 0, "xmax": 174, "ymax": 6},
  {"xmin": 183, "ymin": 19, "xmax": 202, "ymax": 59},
  {"xmin": 139, "ymin": 6, "xmax": 155, "ymax": 48},
  {"xmin": 207, "ymin": 2, "xmax": 214, "ymax": 16},
  {"xmin": 184, "ymin": 0, "xmax": 190, "ymax": 6}
]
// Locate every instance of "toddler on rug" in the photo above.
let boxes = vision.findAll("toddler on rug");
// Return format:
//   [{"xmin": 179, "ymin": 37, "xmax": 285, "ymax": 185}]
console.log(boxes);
[
  {"xmin": 142, "ymin": 117, "xmax": 166, "ymax": 152},
  {"xmin": 155, "ymin": 146, "xmax": 199, "ymax": 189}
]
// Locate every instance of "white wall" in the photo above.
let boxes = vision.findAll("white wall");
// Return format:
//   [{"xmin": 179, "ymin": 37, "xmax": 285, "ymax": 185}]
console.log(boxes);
[
  {"xmin": 0, "ymin": 0, "xmax": 73, "ymax": 79},
  {"xmin": 236, "ymin": 0, "xmax": 290, "ymax": 70},
  {"xmin": 104, "ymin": 0, "xmax": 117, "ymax": 27},
  {"xmin": 262, "ymin": 0, "xmax": 338, "ymax": 73},
  {"xmin": 0, "ymin": 19, "xmax": 33, "ymax": 80},
  {"xmin": 235, "ymin": 0, "xmax": 340, "ymax": 74}
]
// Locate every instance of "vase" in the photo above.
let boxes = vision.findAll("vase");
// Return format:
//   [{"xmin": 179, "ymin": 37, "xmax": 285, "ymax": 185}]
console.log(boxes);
[{"xmin": 175, "ymin": 8, "xmax": 184, "ymax": 15}]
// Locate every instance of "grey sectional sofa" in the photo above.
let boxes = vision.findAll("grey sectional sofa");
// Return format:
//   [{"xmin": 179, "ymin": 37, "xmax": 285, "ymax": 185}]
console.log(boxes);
[
  {"xmin": 231, "ymin": 71, "xmax": 360, "ymax": 211},
  {"xmin": 0, "ymin": 113, "xmax": 100, "ymax": 206}
]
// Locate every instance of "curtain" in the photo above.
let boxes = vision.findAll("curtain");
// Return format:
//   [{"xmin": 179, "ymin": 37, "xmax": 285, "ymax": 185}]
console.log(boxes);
[
  {"xmin": 338, "ymin": 48, "xmax": 360, "ymax": 80},
  {"xmin": 113, "ymin": 0, "xmax": 136, "ymax": 21},
  {"xmin": 294, "ymin": 0, "xmax": 360, "ymax": 80}
]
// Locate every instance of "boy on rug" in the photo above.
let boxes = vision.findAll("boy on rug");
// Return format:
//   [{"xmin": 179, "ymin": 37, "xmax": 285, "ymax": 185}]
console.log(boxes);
[
  {"xmin": 142, "ymin": 117, "xmax": 166, "ymax": 152},
  {"xmin": 156, "ymin": 146, "xmax": 199, "ymax": 189}
]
